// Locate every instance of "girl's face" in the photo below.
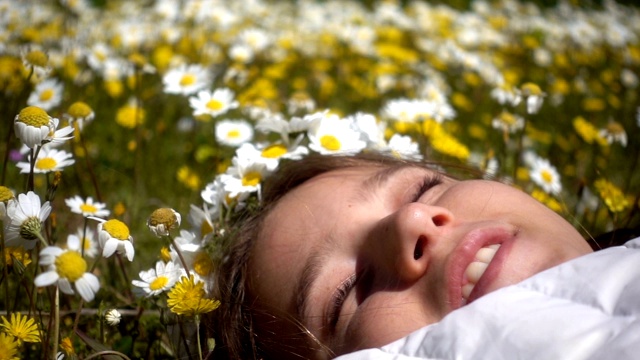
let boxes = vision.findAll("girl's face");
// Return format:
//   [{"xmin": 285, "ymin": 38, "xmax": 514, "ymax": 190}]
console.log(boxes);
[{"xmin": 250, "ymin": 165, "xmax": 592, "ymax": 357}]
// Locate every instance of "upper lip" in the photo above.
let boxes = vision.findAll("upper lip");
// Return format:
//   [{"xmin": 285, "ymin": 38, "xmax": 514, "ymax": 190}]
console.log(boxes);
[{"xmin": 444, "ymin": 224, "xmax": 516, "ymax": 310}]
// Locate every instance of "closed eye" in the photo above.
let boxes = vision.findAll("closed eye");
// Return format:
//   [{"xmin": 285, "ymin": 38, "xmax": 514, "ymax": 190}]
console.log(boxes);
[
  {"xmin": 327, "ymin": 274, "xmax": 357, "ymax": 332},
  {"xmin": 412, "ymin": 174, "xmax": 443, "ymax": 202}
]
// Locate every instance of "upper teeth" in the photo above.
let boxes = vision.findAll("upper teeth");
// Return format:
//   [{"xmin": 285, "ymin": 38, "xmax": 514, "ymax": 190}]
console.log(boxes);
[{"xmin": 461, "ymin": 244, "xmax": 501, "ymax": 301}]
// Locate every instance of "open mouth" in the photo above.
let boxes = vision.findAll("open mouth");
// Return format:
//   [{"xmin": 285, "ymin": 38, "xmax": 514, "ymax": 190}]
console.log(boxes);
[{"xmin": 461, "ymin": 244, "xmax": 501, "ymax": 302}]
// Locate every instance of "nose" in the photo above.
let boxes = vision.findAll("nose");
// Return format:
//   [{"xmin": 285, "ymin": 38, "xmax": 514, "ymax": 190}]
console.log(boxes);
[{"xmin": 365, "ymin": 203, "xmax": 454, "ymax": 286}]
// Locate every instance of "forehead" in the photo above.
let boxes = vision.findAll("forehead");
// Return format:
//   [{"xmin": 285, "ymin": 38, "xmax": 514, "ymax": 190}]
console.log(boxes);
[{"xmin": 250, "ymin": 167, "xmax": 377, "ymax": 310}]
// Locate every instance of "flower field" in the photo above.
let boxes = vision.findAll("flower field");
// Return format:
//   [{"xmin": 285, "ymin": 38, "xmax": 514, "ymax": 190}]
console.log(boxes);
[{"xmin": 1, "ymin": 0, "xmax": 639, "ymax": 358}]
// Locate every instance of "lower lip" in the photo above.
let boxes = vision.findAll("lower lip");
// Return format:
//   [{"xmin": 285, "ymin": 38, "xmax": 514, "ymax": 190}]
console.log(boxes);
[
  {"xmin": 466, "ymin": 236, "xmax": 515, "ymax": 304},
  {"xmin": 446, "ymin": 226, "xmax": 516, "ymax": 309}
]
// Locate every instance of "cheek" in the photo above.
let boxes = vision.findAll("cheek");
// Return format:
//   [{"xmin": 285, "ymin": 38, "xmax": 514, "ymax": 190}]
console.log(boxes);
[{"xmin": 341, "ymin": 294, "xmax": 436, "ymax": 353}]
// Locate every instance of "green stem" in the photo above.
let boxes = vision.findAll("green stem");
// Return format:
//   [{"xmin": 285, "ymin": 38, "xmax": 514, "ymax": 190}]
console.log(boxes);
[
  {"xmin": 52, "ymin": 286, "xmax": 59, "ymax": 360},
  {"xmin": 168, "ymin": 235, "xmax": 190, "ymax": 273},
  {"xmin": 196, "ymin": 315, "xmax": 203, "ymax": 360}
]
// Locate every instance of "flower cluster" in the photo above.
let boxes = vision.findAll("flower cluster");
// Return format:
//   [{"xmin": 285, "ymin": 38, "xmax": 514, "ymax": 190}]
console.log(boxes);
[{"xmin": 1, "ymin": 0, "xmax": 638, "ymax": 358}]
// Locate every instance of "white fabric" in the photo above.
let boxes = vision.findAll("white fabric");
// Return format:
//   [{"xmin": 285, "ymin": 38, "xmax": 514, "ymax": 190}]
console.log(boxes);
[{"xmin": 337, "ymin": 238, "xmax": 640, "ymax": 360}]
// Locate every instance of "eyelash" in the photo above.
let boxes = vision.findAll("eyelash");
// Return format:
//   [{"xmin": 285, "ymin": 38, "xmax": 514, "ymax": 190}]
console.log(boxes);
[
  {"xmin": 412, "ymin": 173, "xmax": 443, "ymax": 202},
  {"xmin": 328, "ymin": 273, "xmax": 357, "ymax": 331}
]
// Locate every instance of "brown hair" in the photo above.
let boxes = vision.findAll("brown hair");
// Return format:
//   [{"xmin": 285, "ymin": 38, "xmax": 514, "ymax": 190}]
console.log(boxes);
[{"xmin": 207, "ymin": 153, "xmax": 479, "ymax": 359}]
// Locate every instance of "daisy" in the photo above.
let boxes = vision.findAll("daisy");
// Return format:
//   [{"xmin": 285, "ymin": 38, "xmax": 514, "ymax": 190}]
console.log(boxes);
[
  {"xmin": 67, "ymin": 226, "xmax": 99, "ymax": 258},
  {"xmin": 132, "ymin": 260, "xmax": 180, "ymax": 297},
  {"xmin": 492, "ymin": 111, "xmax": 525, "ymax": 134},
  {"xmin": 521, "ymin": 82, "xmax": 546, "ymax": 114},
  {"xmin": 187, "ymin": 204, "xmax": 215, "ymax": 239},
  {"xmin": 34, "ymin": 243, "xmax": 100, "ymax": 302},
  {"xmin": 599, "ymin": 121, "xmax": 627, "ymax": 147},
  {"xmin": 65, "ymin": 101, "xmax": 95, "ymax": 131},
  {"xmin": 220, "ymin": 154, "xmax": 270, "ymax": 198},
  {"xmin": 4, "ymin": 191, "xmax": 51, "ymax": 249},
  {"xmin": 529, "ymin": 157, "xmax": 562, "ymax": 195},
  {"xmin": 104, "ymin": 309, "xmax": 121, "ymax": 326},
  {"xmin": 65, "ymin": 195, "xmax": 110, "ymax": 218},
  {"xmin": 0, "ymin": 312, "xmax": 41, "ymax": 343},
  {"xmin": 20, "ymin": 47, "xmax": 51, "ymax": 79},
  {"xmin": 147, "ymin": 207, "xmax": 181, "ymax": 237},
  {"xmin": 215, "ymin": 119, "xmax": 254, "ymax": 147},
  {"xmin": 27, "ymin": 78, "xmax": 64, "ymax": 111},
  {"xmin": 381, "ymin": 98, "xmax": 422, "ymax": 123},
  {"xmin": 490, "ymin": 85, "xmax": 522, "ymax": 107},
  {"xmin": 163, "ymin": 64, "xmax": 211, "ymax": 96},
  {"xmin": 16, "ymin": 147, "xmax": 75, "ymax": 174},
  {"xmin": 307, "ymin": 113, "xmax": 367, "ymax": 155},
  {"xmin": 386, "ymin": 134, "xmax": 423, "ymax": 160},
  {"xmin": 94, "ymin": 218, "xmax": 135, "ymax": 261},
  {"xmin": 189, "ymin": 88, "xmax": 239, "ymax": 118},
  {"xmin": 14, "ymin": 106, "xmax": 55, "ymax": 149}
]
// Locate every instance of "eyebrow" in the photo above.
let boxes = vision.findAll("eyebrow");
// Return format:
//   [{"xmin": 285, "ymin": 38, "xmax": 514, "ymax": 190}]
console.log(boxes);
[{"xmin": 293, "ymin": 164, "xmax": 412, "ymax": 325}]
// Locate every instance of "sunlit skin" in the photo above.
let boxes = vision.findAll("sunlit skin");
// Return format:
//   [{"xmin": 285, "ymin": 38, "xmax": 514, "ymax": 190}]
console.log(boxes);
[{"xmin": 250, "ymin": 165, "xmax": 593, "ymax": 358}]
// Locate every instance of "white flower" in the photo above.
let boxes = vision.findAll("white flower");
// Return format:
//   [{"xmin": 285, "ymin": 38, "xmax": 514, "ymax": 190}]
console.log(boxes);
[
  {"xmin": 104, "ymin": 309, "xmax": 121, "ymax": 326},
  {"xmin": 189, "ymin": 88, "xmax": 239, "ymax": 118},
  {"xmin": 215, "ymin": 119, "xmax": 254, "ymax": 147},
  {"xmin": 27, "ymin": 79, "xmax": 64, "ymax": 111},
  {"xmin": 46, "ymin": 118, "xmax": 74, "ymax": 145},
  {"xmin": 34, "ymin": 244, "xmax": 100, "ymax": 302},
  {"xmin": 14, "ymin": 106, "xmax": 55, "ymax": 149},
  {"xmin": 163, "ymin": 64, "xmax": 211, "ymax": 95},
  {"xmin": 307, "ymin": 113, "xmax": 367, "ymax": 155},
  {"xmin": 16, "ymin": 148, "xmax": 75, "ymax": 174},
  {"xmin": 491, "ymin": 111, "xmax": 525, "ymax": 134},
  {"xmin": 521, "ymin": 83, "xmax": 546, "ymax": 114},
  {"xmin": 221, "ymin": 153, "xmax": 271, "ymax": 198},
  {"xmin": 65, "ymin": 196, "xmax": 110, "ymax": 218},
  {"xmin": 132, "ymin": 260, "xmax": 180, "ymax": 297},
  {"xmin": 347, "ymin": 112, "xmax": 386, "ymax": 149},
  {"xmin": 237, "ymin": 27, "xmax": 271, "ymax": 52},
  {"xmin": 381, "ymin": 98, "xmax": 422, "ymax": 123},
  {"xmin": 599, "ymin": 121, "xmax": 627, "ymax": 147},
  {"xmin": 529, "ymin": 157, "xmax": 562, "ymax": 195},
  {"xmin": 490, "ymin": 85, "xmax": 522, "ymax": 107},
  {"xmin": 4, "ymin": 191, "xmax": 51, "ymax": 249},
  {"xmin": 387, "ymin": 134, "xmax": 423, "ymax": 160},
  {"xmin": 94, "ymin": 218, "xmax": 135, "ymax": 261},
  {"xmin": 67, "ymin": 226, "xmax": 98, "ymax": 258},
  {"xmin": 188, "ymin": 204, "xmax": 216, "ymax": 239}
]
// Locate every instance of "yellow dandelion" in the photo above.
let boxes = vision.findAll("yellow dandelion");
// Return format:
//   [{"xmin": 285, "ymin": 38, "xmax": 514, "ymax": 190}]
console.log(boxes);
[
  {"xmin": 4, "ymin": 246, "xmax": 32, "ymax": 268},
  {"xmin": 167, "ymin": 275, "xmax": 220, "ymax": 316},
  {"xmin": 60, "ymin": 336, "xmax": 75, "ymax": 355},
  {"xmin": 115, "ymin": 103, "xmax": 146, "ymax": 129},
  {"xmin": 0, "ymin": 313, "xmax": 41, "ymax": 344},
  {"xmin": 594, "ymin": 178, "xmax": 630, "ymax": 213},
  {"xmin": 0, "ymin": 333, "xmax": 20, "ymax": 360}
]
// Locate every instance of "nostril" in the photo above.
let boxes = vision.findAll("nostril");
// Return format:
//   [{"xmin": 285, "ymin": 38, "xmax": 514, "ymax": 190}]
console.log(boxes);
[
  {"xmin": 414, "ymin": 235, "xmax": 426, "ymax": 260},
  {"xmin": 432, "ymin": 214, "xmax": 448, "ymax": 227}
]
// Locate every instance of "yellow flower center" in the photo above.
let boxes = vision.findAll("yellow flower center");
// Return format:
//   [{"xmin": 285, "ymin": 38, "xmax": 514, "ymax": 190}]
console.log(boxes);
[
  {"xmin": 193, "ymin": 251, "xmax": 214, "ymax": 277},
  {"xmin": 55, "ymin": 251, "xmax": 87, "ymax": 282},
  {"xmin": 320, "ymin": 135, "xmax": 341, "ymax": 151},
  {"xmin": 541, "ymin": 170, "xmax": 553, "ymax": 184},
  {"xmin": 179, "ymin": 73, "xmax": 196, "ymax": 86},
  {"xmin": 241, "ymin": 171, "xmax": 262, "ymax": 187},
  {"xmin": 226, "ymin": 129, "xmax": 240, "ymax": 138},
  {"xmin": 607, "ymin": 121, "xmax": 624, "ymax": 135},
  {"xmin": 521, "ymin": 82, "xmax": 543, "ymax": 96},
  {"xmin": 148, "ymin": 208, "xmax": 177, "ymax": 227},
  {"xmin": 80, "ymin": 203, "xmax": 98, "ymax": 213},
  {"xmin": 0, "ymin": 186, "xmax": 14, "ymax": 203},
  {"xmin": 39, "ymin": 89, "xmax": 54, "ymax": 102},
  {"xmin": 17, "ymin": 106, "xmax": 50, "ymax": 127},
  {"xmin": 149, "ymin": 276, "xmax": 168, "ymax": 291},
  {"xmin": 261, "ymin": 143, "xmax": 288, "ymax": 158},
  {"xmin": 67, "ymin": 102, "xmax": 93, "ymax": 118},
  {"xmin": 102, "ymin": 219, "xmax": 130, "ymax": 240},
  {"xmin": 25, "ymin": 50, "xmax": 48, "ymax": 67},
  {"xmin": 206, "ymin": 99, "xmax": 223, "ymax": 111},
  {"xmin": 499, "ymin": 112, "xmax": 517, "ymax": 125},
  {"xmin": 35, "ymin": 157, "xmax": 57, "ymax": 170}
]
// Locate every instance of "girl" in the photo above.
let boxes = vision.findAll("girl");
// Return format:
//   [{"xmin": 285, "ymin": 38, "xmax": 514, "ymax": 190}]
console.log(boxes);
[{"xmin": 208, "ymin": 153, "xmax": 639, "ymax": 359}]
